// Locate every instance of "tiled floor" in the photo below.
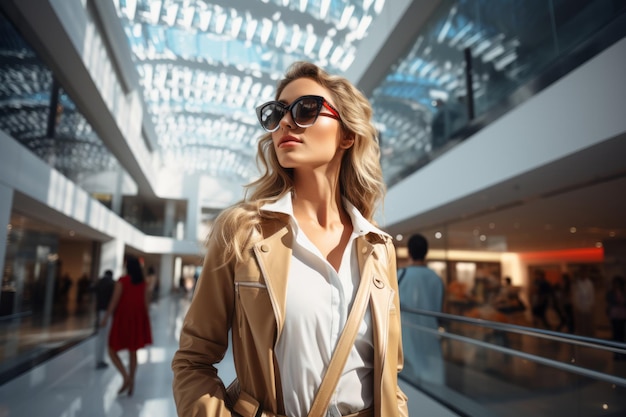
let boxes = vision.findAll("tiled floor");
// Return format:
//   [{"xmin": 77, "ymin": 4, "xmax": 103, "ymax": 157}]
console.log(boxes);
[{"xmin": 0, "ymin": 294, "xmax": 236, "ymax": 417}]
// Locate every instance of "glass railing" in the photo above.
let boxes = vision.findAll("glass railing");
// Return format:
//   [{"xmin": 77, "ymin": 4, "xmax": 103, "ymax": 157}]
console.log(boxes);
[
  {"xmin": 400, "ymin": 308, "xmax": 626, "ymax": 417},
  {"xmin": 373, "ymin": 0, "xmax": 626, "ymax": 187}
]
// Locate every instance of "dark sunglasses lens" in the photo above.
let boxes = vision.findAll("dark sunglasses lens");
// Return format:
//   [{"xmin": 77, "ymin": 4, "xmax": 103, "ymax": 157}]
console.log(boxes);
[
  {"xmin": 260, "ymin": 103, "xmax": 285, "ymax": 131},
  {"xmin": 293, "ymin": 97, "xmax": 321, "ymax": 127}
]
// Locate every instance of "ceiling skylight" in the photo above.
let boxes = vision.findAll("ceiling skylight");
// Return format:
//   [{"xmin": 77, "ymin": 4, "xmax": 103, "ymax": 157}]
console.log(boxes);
[{"xmin": 113, "ymin": 0, "xmax": 386, "ymax": 183}]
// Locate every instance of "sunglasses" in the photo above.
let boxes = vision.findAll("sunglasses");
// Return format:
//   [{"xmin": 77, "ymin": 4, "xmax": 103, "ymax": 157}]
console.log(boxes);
[{"xmin": 255, "ymin": 95, "xmax": 341, "ymax": 132}]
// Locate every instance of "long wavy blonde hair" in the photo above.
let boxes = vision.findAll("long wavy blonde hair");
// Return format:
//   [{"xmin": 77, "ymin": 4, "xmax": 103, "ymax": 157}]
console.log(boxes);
[{"xmin": 211, "ymin": 61, "xmax": 385, "ymax": 263}]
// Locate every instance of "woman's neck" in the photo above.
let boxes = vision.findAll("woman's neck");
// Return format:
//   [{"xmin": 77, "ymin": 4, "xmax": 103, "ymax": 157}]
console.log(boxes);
[
  {"xmin": 292, "ymin": 178, "xmax": 346, "ymax": 228},
  {"xmin": 292, "ymin": 194, "xmax": 346, "ymax": 228}
]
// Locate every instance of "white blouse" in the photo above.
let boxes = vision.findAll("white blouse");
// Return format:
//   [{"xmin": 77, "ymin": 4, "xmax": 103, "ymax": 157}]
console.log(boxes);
[{"xmin": 261, "ymin": 193, "xmax": 387, "ymax": 417}]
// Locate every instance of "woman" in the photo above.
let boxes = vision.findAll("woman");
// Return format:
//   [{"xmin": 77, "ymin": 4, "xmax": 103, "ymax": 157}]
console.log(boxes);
[
  {"xmin": 172, "ymin": 61, "xmax": 408, "ymax": 417},
  {"xmin": 101, "ymin": 255, "xmax": 153, "ymax": 396}
]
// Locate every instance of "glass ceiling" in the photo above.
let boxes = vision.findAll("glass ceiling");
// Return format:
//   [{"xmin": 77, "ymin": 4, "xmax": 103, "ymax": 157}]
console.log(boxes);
[
  {"xmin": 114, "ymin": 0, "xmax": 561, "ymax": 189},
  {"xmin": 113, "ymin": 0, "xmax": 386, "ymax": 184},
  {"xmin": 3, "ymin": 0, "xmax": 615, "ymax": 201}
]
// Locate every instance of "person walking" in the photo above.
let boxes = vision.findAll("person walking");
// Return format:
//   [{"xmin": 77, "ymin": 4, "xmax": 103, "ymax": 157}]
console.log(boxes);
[
  {"xmin": 572, "ymin": 271, "xmax": 596, "ymax": 337},
  {"xmin": 92, "ymin": 269, "xmax": 114, "ymax": 369},
  {"xmin": 530, "ymin": 269, "xmax": 555, "ymax": 330},
  {"xmin": 556, "ymin": 273, "xmax": 575, "ymax": 333},
  {"xmin": 398, "ymin": 233, "xmax": 445, "ymax": 386},
  {"xmin": 100, "ymin": 255, "xmax": 153, "ymax": 396},
  {"xmin": 172, "ymin": 61, "xmax": 408, "ymax": 417},
  {"xmin": 145, "ymin": 266, "xmax": 158, "ymax": 303}
]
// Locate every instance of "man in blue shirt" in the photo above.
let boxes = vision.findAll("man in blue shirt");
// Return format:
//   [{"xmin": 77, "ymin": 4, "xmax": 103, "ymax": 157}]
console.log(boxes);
[{"xmin": 398, "ymin": 234, "xmax": 445, "ymax": 386}]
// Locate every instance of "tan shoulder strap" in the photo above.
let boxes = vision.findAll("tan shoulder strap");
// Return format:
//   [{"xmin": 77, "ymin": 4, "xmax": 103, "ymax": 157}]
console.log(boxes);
[{"xmin": 307, "ymin": 272, "xmax": 372, "ymax": 417}]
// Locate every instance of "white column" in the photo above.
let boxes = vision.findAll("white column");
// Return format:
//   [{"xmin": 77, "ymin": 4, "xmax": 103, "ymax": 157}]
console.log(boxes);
[
  {"xmin": 184, "ymin": 175, "xmax": 199, "ymax": 242},
  {"xmin": 164, "ymin": 200, "xmax": 175, "ymax": 238},
  {"xmin": 159, "ymin": 254, "xmax": 175, "ymax": 294},
  {"xmin": 0, "ymin": 183, "xmax": 13, "ymax": 278},
  {"xmin": 100, "ymin": 239, "xmax": 125, "ymax": 279}
]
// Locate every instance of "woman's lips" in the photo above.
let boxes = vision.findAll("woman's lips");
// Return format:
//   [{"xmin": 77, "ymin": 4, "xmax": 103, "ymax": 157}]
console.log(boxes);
[{"xmin": 278, "ymin": 135, "xmax": 302, "ymax": 147}]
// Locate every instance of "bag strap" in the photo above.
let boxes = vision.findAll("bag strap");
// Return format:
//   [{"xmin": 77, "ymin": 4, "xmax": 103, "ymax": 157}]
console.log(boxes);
[{"xmin": 307, "ymin": 266, "xmax": 372, "ymax": 417}]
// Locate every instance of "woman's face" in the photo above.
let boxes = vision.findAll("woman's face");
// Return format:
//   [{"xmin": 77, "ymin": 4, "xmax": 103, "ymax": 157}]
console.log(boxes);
[{"xmin": 271, "ymin": 77, "xmax": 351, "ymax": 170}]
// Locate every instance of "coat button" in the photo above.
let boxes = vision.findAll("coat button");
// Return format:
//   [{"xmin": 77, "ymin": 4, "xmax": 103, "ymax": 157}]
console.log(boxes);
[
  {"xmin": 260, "ymin": 245, "xmax": 269, "ymax": 252},
  {"xmin": 373, "ymin": 277, "xmax": 384, "ymax": 288},
  {"xmin": 361, "ymin": 247, "xmax": 368, "ymax": 254}
]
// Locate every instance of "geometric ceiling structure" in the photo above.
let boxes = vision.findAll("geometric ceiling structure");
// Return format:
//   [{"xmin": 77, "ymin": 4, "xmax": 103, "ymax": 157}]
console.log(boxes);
[
  {"xmin": 0, "ymin": 14, "xmax": 120, "ymax": 184},
  {"xmin": 113, "ymin": 0, "xmax": 386, "ymax": 184},
  {"xmin": 371, "ymin": 0, "xmax": 625, "ymax": 187},
  {"xmin": 369, "ymin": 0, "xmax": 626, "ymax": 253},
  {"xmin": 373, "ymin": 0, "xmax": 526, "ymax": 186}
]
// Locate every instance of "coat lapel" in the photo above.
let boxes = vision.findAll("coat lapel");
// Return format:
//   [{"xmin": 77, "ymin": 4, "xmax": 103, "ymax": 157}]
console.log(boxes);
[
  {"xmin": 356, "ymin": 236, "xmax": 393, "ymax": 385},
  {"xmin": 253, "ymin": 225, "xmax": 292, "ymax": 336}
]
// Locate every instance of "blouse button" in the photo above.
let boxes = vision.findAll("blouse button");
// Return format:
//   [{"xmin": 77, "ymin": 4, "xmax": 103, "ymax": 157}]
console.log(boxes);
[
  {"xmin": 260, "ymin": 245, "xmax": 269, "ymax": 252},
  {"xmin": 361, "ymin": 247, "xmax": 368, "ymax": 254},
  {"xmin": 373, "ymin": 277, "xmax": 385, "ymax": 289}
]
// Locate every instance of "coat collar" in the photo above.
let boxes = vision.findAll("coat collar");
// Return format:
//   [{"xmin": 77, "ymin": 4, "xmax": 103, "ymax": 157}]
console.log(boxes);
[{"xmin": 260, "ymin": 191, "xmax": 389, "ymax": 240}]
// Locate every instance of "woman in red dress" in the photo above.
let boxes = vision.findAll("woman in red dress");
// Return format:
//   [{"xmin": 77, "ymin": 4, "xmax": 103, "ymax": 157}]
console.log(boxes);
[{"xmin": 101, "ymin": 255, "xmax": 153, "ymax": 395}]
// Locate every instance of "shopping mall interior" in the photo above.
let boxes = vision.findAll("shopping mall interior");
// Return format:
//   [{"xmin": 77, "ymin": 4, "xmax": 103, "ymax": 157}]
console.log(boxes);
[{"xmin": 1, "ymin": 0, "xmax": 625, "ymax": 416}]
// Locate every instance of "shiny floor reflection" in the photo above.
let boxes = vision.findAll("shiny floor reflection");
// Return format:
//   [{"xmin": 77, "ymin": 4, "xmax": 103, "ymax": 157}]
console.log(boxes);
[{"xmin": 0, "ymin": 294, "xmax": 236, "ymax": 417}]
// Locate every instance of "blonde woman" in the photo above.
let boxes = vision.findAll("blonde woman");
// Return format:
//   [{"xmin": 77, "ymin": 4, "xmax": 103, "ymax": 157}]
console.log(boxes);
[{"xmin": 172, "ymin": 61, "xmax": 408, "ymax": 417}]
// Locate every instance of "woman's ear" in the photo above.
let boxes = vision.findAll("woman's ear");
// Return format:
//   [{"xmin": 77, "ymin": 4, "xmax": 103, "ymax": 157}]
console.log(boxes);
[{"xmin": 339, "ymin": 134, "xmax": 355, "ymax": 150}]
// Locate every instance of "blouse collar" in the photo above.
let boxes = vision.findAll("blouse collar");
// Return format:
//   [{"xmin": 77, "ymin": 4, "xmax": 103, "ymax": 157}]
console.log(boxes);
[{"xmin": 260, "ymin": 192, "xmax": 389, "ymax": 239}]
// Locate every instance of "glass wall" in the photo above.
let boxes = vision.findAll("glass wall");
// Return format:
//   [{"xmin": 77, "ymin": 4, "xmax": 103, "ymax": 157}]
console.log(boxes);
[
  {"xmin": 1, "ymin": 214, "xmax": 97, "ymax": 383},
  {"xmin": 372, "ymin": 0, "xmax": 626, "ymax": 186},
  {"xmin": 0, "ymin": 11, "xmax": 111, "ymax": 383},
  {"xmin": 0, "ymin": 6, "xmax": 201, "ymax": 382}
]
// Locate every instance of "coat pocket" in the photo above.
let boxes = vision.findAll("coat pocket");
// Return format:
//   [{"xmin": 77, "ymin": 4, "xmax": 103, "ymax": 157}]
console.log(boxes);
[{"xmin": 234, "ymin": 282, "xmax": 274, "ymax": 340}]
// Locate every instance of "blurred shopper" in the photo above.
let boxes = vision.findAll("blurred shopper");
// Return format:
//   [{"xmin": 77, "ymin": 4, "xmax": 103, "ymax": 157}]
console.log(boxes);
[
  {"xmin": 101, "ymin": 255, "xmax": 153, "ymax": 396},
  {"xmin": 530, "ymin": 269, "xmax": 555, "ymax": 330},
  {"xmin": 172, "ymin": 61, "xmax": 407, "ymax": 417},
  {"xmin": 178, "ymin": 275, "xmax": 186, "ymax": 296},
  {"xmin": 398, "ymin": 233, "xmax": 445, "ymax": 386},
  {"xmin": 555, "ymin": 273, "xmax": 575, "ymax": 333},
  {"xmin": 494, "ymin": 277, "xmax": 527, "ymax": 326},
  {"xmin": 92, "ymin": 270, "xmax": 114, "ymax": 369},
  {"xmin": 146, "ymin": 266, "xmax": 158, "ymax": 303},
  {"xmin": 606, "ymin": 275, "xmax": 626, "ymax": 359},
  {"xmin": 572, "ymin": 271, "xmax": 595, "ymax": 337}
]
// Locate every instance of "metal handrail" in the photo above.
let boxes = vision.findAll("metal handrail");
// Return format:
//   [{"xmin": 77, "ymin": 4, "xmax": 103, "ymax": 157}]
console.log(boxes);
[
  {"xmin": 401, "ymin": 306, "xmax": 626, "ymax": 354},
  {"xmin": 402, "ymin": 319, "xmax": 626, "ymax": 389},
  {"xmin": 401, "ymin": 307, "xmax": 626, "ymax": 388}
]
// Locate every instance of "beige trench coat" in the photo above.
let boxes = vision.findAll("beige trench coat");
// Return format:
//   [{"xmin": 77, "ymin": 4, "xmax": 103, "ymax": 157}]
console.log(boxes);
[{"xmin": 172, "ymin": 215, "xmax": 408, "ymax": 417}]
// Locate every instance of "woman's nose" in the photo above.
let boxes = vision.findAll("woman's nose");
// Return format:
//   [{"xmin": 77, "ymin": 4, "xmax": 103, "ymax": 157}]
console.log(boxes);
[{"xmin": 278, "ymin": 111, "xmax": 294, "ymax": 130}]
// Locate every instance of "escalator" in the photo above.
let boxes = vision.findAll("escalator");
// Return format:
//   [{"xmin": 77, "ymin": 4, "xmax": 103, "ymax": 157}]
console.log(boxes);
[{"xmin": 399, "ymin": 308, "xmax": 626, "ymax": 417}]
